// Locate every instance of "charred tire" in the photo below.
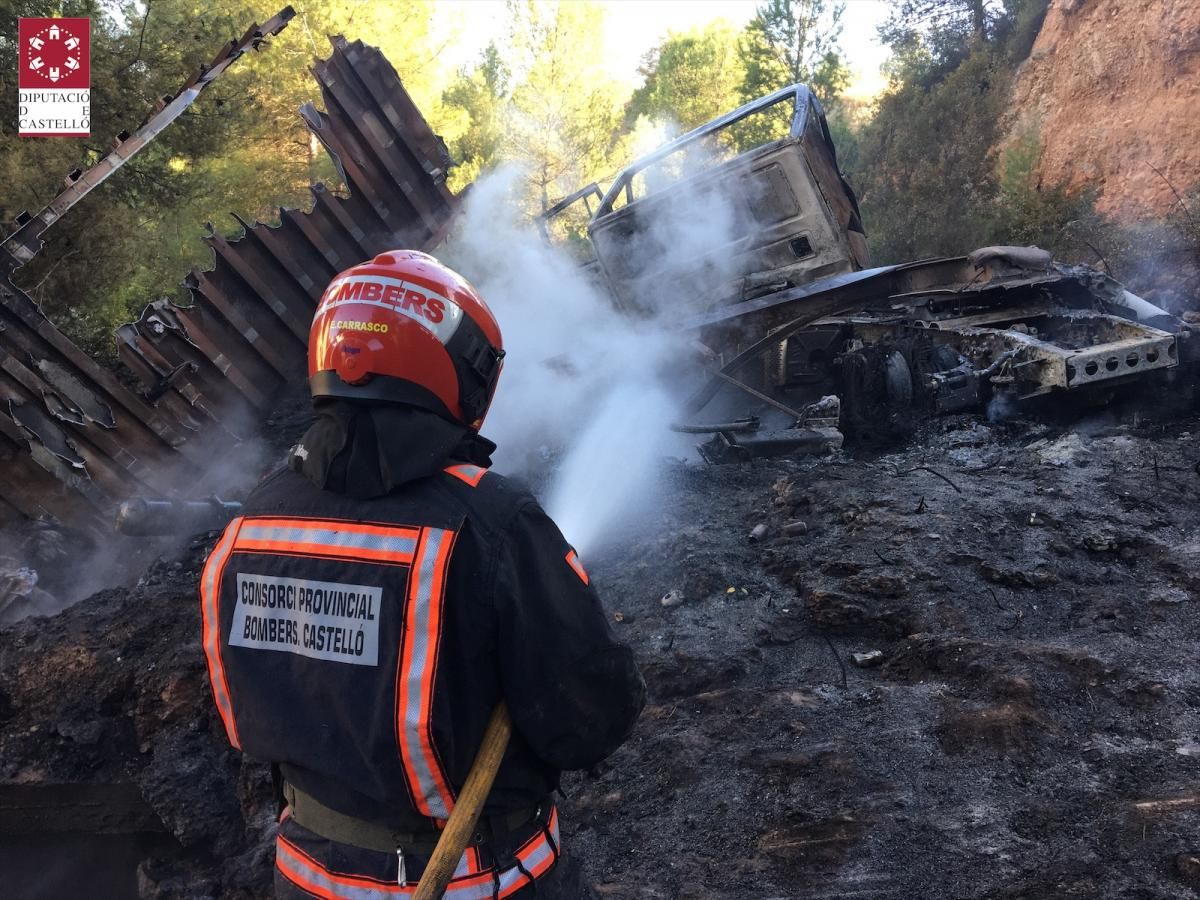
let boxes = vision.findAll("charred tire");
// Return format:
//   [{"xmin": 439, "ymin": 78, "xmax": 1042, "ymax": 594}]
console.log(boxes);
[
  {"xmin": 884, "ymin": 351, "xmax": 914, "ymax": 407},
  {"xmin": 834, "ymin": 346, "xmax": 916, "ymax": 446}
]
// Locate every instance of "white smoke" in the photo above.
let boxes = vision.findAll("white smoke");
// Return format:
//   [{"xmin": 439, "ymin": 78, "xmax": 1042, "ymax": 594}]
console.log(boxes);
[{"xmin": 440, "ymin": 164, "xmax": 747, "ymax": 554}]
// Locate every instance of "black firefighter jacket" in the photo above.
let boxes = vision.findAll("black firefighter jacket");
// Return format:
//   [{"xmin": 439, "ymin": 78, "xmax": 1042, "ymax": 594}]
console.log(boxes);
[{"xmin": 200, "ymin": 457, "xmax": 646, "ymax": 831}]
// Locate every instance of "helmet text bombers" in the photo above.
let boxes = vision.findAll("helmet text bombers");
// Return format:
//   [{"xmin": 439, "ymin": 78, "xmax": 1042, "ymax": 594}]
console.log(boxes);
[{"xmin": 308, "ymin": 250, "xmax": 504, "ymax": 430}]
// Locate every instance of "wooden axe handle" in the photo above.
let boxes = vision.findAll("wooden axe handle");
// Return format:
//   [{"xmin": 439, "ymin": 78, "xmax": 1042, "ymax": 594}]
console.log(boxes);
[{"xmin": 413, "ymin": 702, "xmax": 513, "ymax": 899}]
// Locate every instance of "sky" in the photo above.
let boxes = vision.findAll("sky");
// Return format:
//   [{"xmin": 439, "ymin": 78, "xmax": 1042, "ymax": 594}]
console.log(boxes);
[{"xmin": 437, "ymin": 0, "xmax": 892, "ymax": 100}]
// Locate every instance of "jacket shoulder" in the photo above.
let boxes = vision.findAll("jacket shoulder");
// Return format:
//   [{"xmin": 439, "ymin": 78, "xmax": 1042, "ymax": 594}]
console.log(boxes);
[
  {"xmin": 439, "ymin": 466, "xmax": 540, "ymax": 529},
  {"xmin": 240, "ymin": 465, "xmax": 307, "ymax": 513}
]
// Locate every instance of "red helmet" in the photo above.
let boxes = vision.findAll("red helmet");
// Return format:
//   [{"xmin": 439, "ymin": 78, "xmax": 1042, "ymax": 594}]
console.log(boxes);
[{"xmin": 308, "ymin": 250, "xmax": 504, "ymax": 430}]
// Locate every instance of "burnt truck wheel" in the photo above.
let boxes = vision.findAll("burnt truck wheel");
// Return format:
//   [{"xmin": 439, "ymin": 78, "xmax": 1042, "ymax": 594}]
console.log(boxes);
[
  {"xmin": 835, "ymin": 346, "xmax": 916, "ymax": 446},
  {"xmin": 884, "ymin": 351, "xmax": 914, "ymax": 406}
]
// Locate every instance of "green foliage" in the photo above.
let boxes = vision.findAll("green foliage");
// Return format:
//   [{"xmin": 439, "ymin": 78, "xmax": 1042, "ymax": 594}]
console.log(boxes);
[
  {"xmin": 441, "ymin": 43, "xmax": 509, "ymax": 192},
  {"xmin": 626, "ymin": 22, "xmax": 744, "ymax": 133},
  {"xmin": 851, "ymin": 0, "xmax": 1093, "ymax": 265},
  {"xmin": 738, "ymin": 0, "xmax": 849, "ymax": 104},
  {"xmin": 733, "ymin": 0, "xmax": 848, "ymax": 151},
  {"xmin": 505, "ymin": 0, "xmax": 627, "ymax": 212},
  {"xmin": 0, "ymin": 0, "xmax": 1118, "ymax": 367},
  {"xmin": 879, "ymin": 0, "xmax": 992, "ymax": 61},
  {"xmin": 877, "ymin": 1, "xmax": 1048, "ymax": 85},
  {"xmin": 0, "ymin": 0, "xmax": 459, "ymax": 362},
  {"xmin": 439, "ymin": 1, "xmax": 630, "ymax": 214},
  {"xmin": 993, "ymin": 128, "xmax": 1094, "ymax": 251},
  {"xmin": 852, "ymin": 48, "xmax": 1008, "ymax": 261}
]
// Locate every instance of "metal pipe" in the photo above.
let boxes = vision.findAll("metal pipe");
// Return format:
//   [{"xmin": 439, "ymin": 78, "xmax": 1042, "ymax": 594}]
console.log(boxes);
[
  {"xmin": 115, "ymin": 497, "xmax": 242, "ymax": 536},
  {"xmin": 670, "ymin": 417, "xmax": 760, "ymax": 434}
]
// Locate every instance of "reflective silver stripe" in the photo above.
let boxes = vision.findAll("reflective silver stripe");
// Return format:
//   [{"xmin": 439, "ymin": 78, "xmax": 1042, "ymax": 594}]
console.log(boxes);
[
  {"xmin": 275, "ymin": 813, "xmax": 561, "ymax": 899},
  {"xmin": 400, "ymin": 528, "xmax": 454, "ymax": 820},
  {"xmin": 238, "ymin": 524, "xmax": 417, "ymax": 557},
  {"xmin": 452, "ymin": 850, "xmax": 474, "ymax": 879},
  {"xmin": 277, "ymin": 837, "xmax": 399, "ymax": 898},
  {"xmin": 447, "ymin": 812, "xmax": 562, "ymax": 900},
  {"xmin": 201, "ymin": 519, "xmax": 241, "ymax": 746}
]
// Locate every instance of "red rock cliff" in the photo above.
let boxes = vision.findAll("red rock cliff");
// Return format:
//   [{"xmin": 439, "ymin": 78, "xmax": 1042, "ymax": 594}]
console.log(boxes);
[{"xmin": 1008, "ymin": 0, "xmax": 1200, "ymax": 221}]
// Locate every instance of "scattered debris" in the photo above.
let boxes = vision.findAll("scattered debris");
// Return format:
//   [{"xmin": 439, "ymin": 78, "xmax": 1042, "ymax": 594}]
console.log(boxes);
[
  {"xmin": 660, "ymin": 589, "xmax": 684, "ymax": 608},
  {"xmin": 748, "ymin": 523, "xmax": 769, "ymax": 542},
  {"xmin": 850, "ymin": 650, "xmax": 884, "ymax": 668},
  {"xmin": 0, "ymin": 27, "xmax": 1198, "ymax": 900},
  {"xmin": 549, "ymin": 415, "xmax": 1200, "ymax": 896},
  {"xmin": 0, "ymin": 558, "xmax": 53, "ymax": 625},
  {"xmin": 0, "ymin": 10, "xmax": 296, "ymax": 537},
  {"xmin": 116, "ymin": 36, "xmax": 459, "ymax": 432}
]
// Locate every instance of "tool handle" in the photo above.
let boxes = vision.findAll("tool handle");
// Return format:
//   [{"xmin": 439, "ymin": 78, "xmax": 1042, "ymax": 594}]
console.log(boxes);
[{"xmin": 413, "ymin": 702, "xmax": 513, "ymax": 899}]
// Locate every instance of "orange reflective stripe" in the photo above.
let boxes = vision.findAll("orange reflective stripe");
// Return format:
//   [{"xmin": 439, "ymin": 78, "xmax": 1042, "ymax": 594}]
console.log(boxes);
[
  {"xmin": 278, "ymin": 840, "xmax": 424, "ymax": 898},
  {"xmin": 239, "ymin": 518, "xmax": 420, "ymax": 540},
  {"xmin": 277, "ymin": 847, "xmax": 342, "ymax": 899},
  {"xmin": 396, "ymin": 527, "xmax": 458, "ymax": 819},
  {"xmin": 444, "ymin": 464, "xmax": 487, "ymax": 487},
  {"xmin": 233, "ymin": 518, "xmax": 420, "ymax": 565},
  {"xmin": 275, "ymin": 807, "xmax": 561, "ymax": 899},
  {"xmin": 200, "ymin": 518, "xmax": 243, "ymax": 749},
  {"xmin": 565, "ymin": 549, "xmax": 589, "ymax": 585}
]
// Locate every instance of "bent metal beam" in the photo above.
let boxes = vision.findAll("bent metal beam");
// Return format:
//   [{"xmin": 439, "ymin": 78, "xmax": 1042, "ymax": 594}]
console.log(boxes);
[{"xmin": 0, "ymin": 18, "xmax": 461, "ymax": 535}]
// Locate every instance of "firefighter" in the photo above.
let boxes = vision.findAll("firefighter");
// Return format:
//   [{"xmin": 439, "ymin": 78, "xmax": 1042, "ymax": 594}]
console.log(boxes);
[{"xmin": 200, "ymin": 250, "xmax": 645, "ymax": 898}]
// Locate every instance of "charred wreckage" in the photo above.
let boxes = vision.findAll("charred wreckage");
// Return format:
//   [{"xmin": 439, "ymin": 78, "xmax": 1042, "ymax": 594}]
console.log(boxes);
[
  {"xmin": 0, "ymin": 26, "xmax": 1195, "ymax": 558},
  {"xmin": 0, "ymin": 9, "xmax": 458, "ymax": 552},
  {"xmin": 542, "ymin": 84, "xmax": 1197, "ymax": 462}
]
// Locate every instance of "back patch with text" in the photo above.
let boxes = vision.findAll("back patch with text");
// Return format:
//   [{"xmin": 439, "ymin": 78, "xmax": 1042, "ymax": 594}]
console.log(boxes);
[{"xmin": 229, "ymin": 573, "xmax": 382, "ymax": 666}]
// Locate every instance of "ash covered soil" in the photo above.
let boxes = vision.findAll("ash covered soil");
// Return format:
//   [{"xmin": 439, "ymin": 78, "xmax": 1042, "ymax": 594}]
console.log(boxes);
[
  {"xmin": 569, "ymin": 412, "xmax": 1200, "ymax": 900},
  {"xmin": 4, "ymin": 410, "xmax": 1200, "ymax": 898}
]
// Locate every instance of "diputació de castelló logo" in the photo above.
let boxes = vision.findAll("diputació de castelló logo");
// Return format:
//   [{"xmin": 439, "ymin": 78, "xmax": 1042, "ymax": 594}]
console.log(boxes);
[{"xmin": 18, "ymin": 17, "xmax": 91, "ymax": 137}]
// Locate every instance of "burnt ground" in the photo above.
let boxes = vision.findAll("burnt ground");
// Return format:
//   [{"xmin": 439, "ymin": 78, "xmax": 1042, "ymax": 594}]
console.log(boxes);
[
  {"xmin": 0, "ymin": 536, "xmax": 278, "ymax": 898},
  {"xmin": 568, "ymin": 411, "xmax": 1200, "ymax": 899},
  {"xmin": 3, "ymin": 405, "xmax": 1200, "ymax": 898}
]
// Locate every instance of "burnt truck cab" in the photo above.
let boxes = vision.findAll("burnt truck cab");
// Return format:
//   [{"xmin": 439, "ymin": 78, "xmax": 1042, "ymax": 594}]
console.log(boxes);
[
  {"xmin": 587, "ymin": 85, "xmax": 869, "ymax": 315},
  {"xmin": 539, "ymin": 84, "xmax": 1195, "ymax": 456}
]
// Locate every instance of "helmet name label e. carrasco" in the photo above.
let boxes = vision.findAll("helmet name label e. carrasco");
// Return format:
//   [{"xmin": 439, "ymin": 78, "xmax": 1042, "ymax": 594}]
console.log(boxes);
[{"xmin": 320, "ymin": 275, "xmax": 464, "ymax": 344}]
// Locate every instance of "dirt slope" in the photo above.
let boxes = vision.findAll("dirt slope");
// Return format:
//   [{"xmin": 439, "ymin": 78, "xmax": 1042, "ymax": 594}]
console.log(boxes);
[{"xmin": 1008, "ymin": 0, "xmax": 1200, "ymax": 221}]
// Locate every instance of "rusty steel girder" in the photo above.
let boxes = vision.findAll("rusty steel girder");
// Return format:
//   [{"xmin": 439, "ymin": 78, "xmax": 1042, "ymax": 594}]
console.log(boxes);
[
  {"xmin": 0, "ymin": 24, "xmax": 460, "ymax": 534},
  {"xmin": 116, "ymin": 36, "xmax": 459, "ymax": 434},
  {"xmin": 0, "ymin": 9, "xmax": 297, "ymax": 532},
  {"xmin": 0, "ymin": 8, "xmax": 297, "ymax": 274}
]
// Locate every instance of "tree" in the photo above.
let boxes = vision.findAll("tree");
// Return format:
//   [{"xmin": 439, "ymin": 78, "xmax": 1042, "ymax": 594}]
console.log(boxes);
[
  {"xmin": 500, "ymin": 0, "xmax": 626, "ymax": 213},
  {"xmin": 879, "ymin": 1, "xmax": 1049, "ymax": 78},
  {"xmin": 627, "ymin": 22, "xmax": 744, "ymax": 133},
  {"xmin": 0, "ymin": 0, "xmax": 452, "ymax": 359},
  {"xmin": 738, "ymin": 0, "xmax": 850, "ymax": 106},
  {"xmin": 850, "ymin": 0, "xmax": 1082, "ymax": 265},
  {"xmin": 440, "ymin": 43, "xmax": 510, "ymax": 191},
  {"xmin": 731, "ymin": 0, "xmax": 850, "ymax": 151},
  {"xmin": 881, "ymin": 0, "xmax": 991, "ymax": 47},
  {"xmin": 851, "ymin": 48, "xmax": 1008, "ymax": 261}
]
